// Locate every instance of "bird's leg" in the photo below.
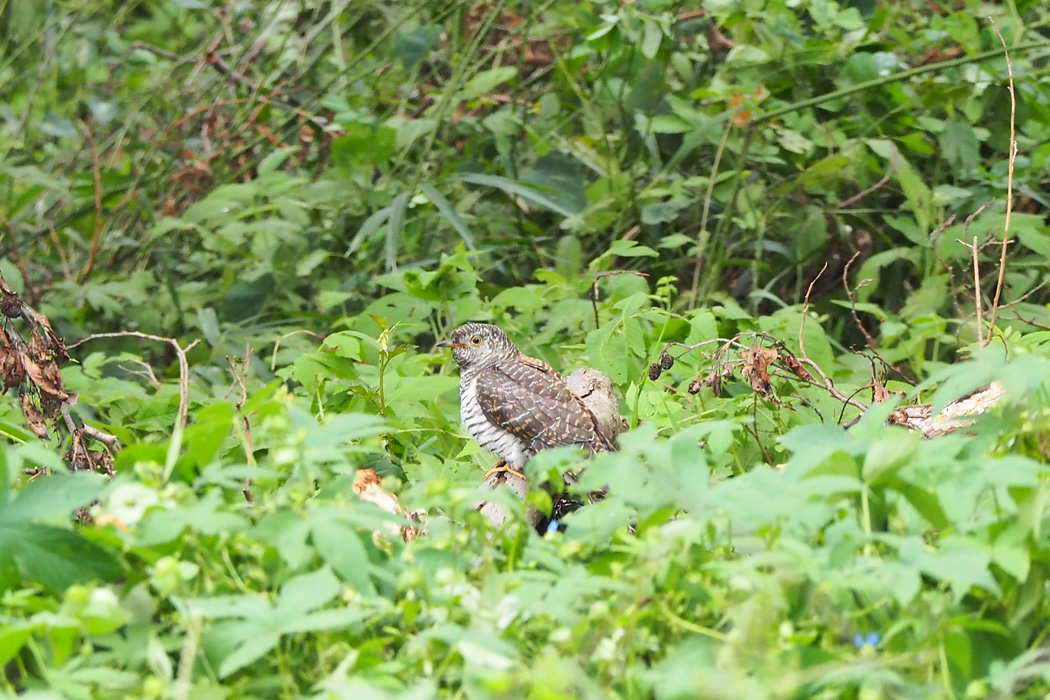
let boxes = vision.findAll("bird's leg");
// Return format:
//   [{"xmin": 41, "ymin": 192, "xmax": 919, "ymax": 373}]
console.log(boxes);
[{"xmin": 484, "ymin": 460, "xmax": 527, "ymax": 482}]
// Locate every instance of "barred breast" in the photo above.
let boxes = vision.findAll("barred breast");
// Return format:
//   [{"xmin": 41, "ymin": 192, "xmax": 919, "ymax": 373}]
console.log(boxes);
[{"xmin": 460, "ymin": 375, "xmax": 527, "ymax": 469}]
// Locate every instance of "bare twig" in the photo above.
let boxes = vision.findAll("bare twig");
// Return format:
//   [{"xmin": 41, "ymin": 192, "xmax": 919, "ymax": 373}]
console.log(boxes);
[
  {"xmin": 986, "ymin": 19, "xmax": 1017, "ymax": 345},
  {"xmin": 129, "ymin": 41, "xmax": 182, "ymax": 62},
  {"xmin": 797, "ymin": 263, "xmax": 869, "ymax": 413},
  {"xmin": 69, "ymin": 332, "xmax": 200, "ymax": 430},
  {"xmin": 689, "ymin": 119, "xmax": 732, "ymax": 306},
  {"xmin": 957, "ymin": 236, "xmax": 984, "ymax": 344},
  {"xmin": 835, "ymin": 163, "xmax": 895, "ymax": 210},
  {"xmin": 798, "ymin": 262, "xmax": 827, "ymax": 358},
  {"xmin": 60, "ymin": 402, "xmax": 120, "ymax": 450},
  {"xmin": 226, "ymin": 348, "xmax": 255, "ymax": 502},
  {"xmin": 47, "ymin": 224, "xmax": 74, "ymax": 282},
  {"xmin": 271, "ymin": 329, "xmax": 321, "ymax": 371},
  {"xmin": 842, "ymin": 251, "xmax": 878, "ymax": 350},
  {"xmin": 78, "ymin": 123, "xmax": 105, "ymax": 283},
  {"xmin": 122, "ymin": 358, "xmax": 162, "ymax": 388}
]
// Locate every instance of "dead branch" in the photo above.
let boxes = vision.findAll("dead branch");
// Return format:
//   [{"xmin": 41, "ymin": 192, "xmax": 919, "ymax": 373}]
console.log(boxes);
[
  {"xmin": 78, "ymin": 123, "xmax": 105, "ymax": 283},
  {"xmin": 890, "ymin": 382, "xmax": 1005, "ymax": 437},
  {"xmin": 69, "ymin": 332, "xmax": 200, "ymax": 430},
  {"xmin": 226, "ymin": 349, "xmax": 255, "ymax": 502},
  {"xmin": 957, "ymin": 236, "xmax": 984, "ymax": 343},
  {"xmin": 842, "ymin": 251, "xmax": 878, "ymax": 350},
  {"xmin": 353, "ymin": 468, "xmax": 421, "ymax": 543},
  {"xmin": 271, "ymin": 329, "xmax": 321, "ymax": 371},
  {"xmin": 835, "ymin": 162, "xmax": 895, "ymax": 210},
  {"xmin": 689, "ymin": 119, "xmax": 732, "ymax": 306},
  {"xmin": 986, "ymin": 19, "xmax": 1017, "ymax": 344}
]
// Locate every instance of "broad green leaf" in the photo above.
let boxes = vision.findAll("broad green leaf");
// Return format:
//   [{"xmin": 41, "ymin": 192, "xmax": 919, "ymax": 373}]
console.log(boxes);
[
  {"xmin": 277, "ymin": 566, "xmax": 341, "ymax": 617},
  {"xmin": 0, "ymin": 472, "xmax": 106, "ymax": 525},
  {"xmin": 312, "ymin": 517, "xmax": 376, "ymax": 595},
  {"xmin": 0, "ymin": 526, "xmax": 123, "ymax": 591},
  {"xmin": 862, "ymin": 430, "xmax": 920, "ymax": 484},
  {"xmin": 0, "ymin": 623, "xmax": 32, "ymax": 666},
  {"xmin": 462, "ymin": 67, "xmax": 517, "ymax": 101}
]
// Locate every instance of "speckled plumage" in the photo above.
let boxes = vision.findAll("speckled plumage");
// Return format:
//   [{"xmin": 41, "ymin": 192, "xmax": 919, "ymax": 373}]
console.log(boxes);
[{"xmin": 437, "ymin": 323, "xmax": 614, "ymax": 470}]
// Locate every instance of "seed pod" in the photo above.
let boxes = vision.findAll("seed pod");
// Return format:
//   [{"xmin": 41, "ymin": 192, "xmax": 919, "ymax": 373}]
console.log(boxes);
[
  {"xmin": 660, "ymin": 353, "xmax": 674, "ymax": 370},
  {"xmin": 648, "ymin": 363, "xmax": 662, "ymax": 381}
]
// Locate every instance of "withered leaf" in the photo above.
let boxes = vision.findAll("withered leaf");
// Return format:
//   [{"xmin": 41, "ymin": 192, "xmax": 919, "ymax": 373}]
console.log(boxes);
[
  {"xmin": 872, "ymin": 379, "xmax": 891, "ymax": 403},
  {"xmin": 779, "ymin": 353, "xmax": 812, "ymax": 381},
  {"xmin": 0, "ymin": 342, "xmax": 24, "ymax": 390},
  {"xmin": 20, "ymin": 351, "xmax": 70, "ymax": 401},
  {"xmin": 741, "ymin": 345, "xmax": 778, "ymax": 395},
  {"xmin": 20, "ymin": 392, "xmax": 49, "ymax": 439}
]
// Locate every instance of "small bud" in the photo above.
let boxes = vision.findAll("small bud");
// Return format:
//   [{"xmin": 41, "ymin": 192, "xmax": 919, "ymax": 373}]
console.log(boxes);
[
  {"xmin": 660, "ymin": 353, "xmax": 674, "ymax": 370},
  {"xmin": 648, "ymin": 363, "xmax": 662, "ymax": 381}
]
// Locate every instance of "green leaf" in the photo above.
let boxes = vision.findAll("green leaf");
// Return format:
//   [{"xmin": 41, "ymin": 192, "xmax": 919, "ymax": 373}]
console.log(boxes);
[
  {"xmin": 332, "ymin": 124, "xmax": 397, "ymax": 170},
  {"xmin": 0, "ymin": 525, "xmax": 123, "ymax": 591},
  {"xmin": 462, "ymin": 66, "xmax": 517, "ymax": 101},
  {"xmin": 346, "ymin": 208, "xmax": 391, "ymax": 257},
  {"xmin": 641, "ymin": 20, "xmax": 663, "ymax": 59},
  {"xmin": 454, "ymin": 173, "xmax": 576, "ymax": 217},
  {"xmin": 863, "ymin": 430, "xmax": 920, "ymax": 485},
  {"xmin": 312, "ymin": 517, "xmax": 376, "ymax": 595},
  {"xmin": 217, "ymin": 626, "xmax": 278, "ymax": 678},
  {"xmin": 940, "ymin": 118, "xmax": 979, "ymax": 171},
  {"xmin": 0, "ymin": 623, "xmax": 32, "ymax": 667},
  {"xmin": 386, "ymin": 192, "xmax": 411, "ymax": 271},
  {"xmin": 419, "ymin": 183, "xmax": 476, "ymax": 250},
  {"xmin": 277, "ymin": 566, "xmax": 341, "ymax": 617},
  {"xmin": 0, "ymin": 472, "xmax": 105, "ymax": 524}
]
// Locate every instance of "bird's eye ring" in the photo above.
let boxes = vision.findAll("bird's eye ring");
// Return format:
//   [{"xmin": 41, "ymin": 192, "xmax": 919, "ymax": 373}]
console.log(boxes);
[{"xmin": 470, "ymin": 335, "xmax": 483, "ymax": 345}]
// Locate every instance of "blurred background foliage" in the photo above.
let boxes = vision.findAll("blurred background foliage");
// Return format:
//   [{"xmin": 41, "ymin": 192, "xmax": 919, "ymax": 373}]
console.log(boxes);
[{"xmin": 3, "ymin": 0, "xmax": 1050, "ymax": 697}]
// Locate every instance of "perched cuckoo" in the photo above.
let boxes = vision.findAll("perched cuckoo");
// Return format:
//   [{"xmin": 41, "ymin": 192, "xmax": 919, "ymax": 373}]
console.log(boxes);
[{"xmin": 436, "ymin": 322, "xmax": 615, "ymax": 481}]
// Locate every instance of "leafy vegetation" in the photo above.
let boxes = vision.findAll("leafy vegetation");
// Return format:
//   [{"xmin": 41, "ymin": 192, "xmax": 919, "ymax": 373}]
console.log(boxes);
[{"xmin": 2, "ymin": 0, "xmax": 1050, "ymax": 697}]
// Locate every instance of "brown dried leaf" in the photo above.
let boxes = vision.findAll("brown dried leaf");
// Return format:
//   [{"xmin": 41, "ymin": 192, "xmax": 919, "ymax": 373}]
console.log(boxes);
[
  {"xmin": 872, "ymin": 378, "xmax": 892, "ymax": 403},
  {"xmin": 778, "ymin": 353, "xmax": 812, "ymax": 381},
  {"xmin": 1, "ymin": 342, "xmax": 24, "ymax": 390},
  {"xmin": 707, "ymin": 25, "xmax": 735, "ymax": 54},
  {"xmin": 20, "ymin": 351, "xmax": 69, "ymax": 401},
  {"xmin": 21, "ymin": 392, "xmax": 49, "ymax": 439},
  {"xmin": 741, "ymin": 345, "xmax": 778, "ymax": 395}
]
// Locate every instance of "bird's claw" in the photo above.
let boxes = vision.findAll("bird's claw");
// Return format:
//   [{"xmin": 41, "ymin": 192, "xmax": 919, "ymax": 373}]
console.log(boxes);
[{"xmin": 484, "ymin": 461, "xmax": 527, "ymax": 482}]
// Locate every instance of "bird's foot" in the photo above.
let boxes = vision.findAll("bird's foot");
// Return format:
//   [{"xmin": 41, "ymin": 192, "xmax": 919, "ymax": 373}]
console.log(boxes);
[{"xmin": 484, "ymin": 461, "xmax": 527, "ymax": 482}]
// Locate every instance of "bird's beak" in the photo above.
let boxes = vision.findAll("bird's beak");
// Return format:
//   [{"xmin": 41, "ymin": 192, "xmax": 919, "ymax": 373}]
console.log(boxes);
[{"xmin": 435, "ymin": 339, "xmax": 468, "ymax": 350}]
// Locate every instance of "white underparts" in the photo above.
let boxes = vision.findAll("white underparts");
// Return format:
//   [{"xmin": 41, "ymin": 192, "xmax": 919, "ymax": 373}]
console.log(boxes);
[{"xmin": 460, "ymin": 377, "xmax": 527, "ymax": 470}]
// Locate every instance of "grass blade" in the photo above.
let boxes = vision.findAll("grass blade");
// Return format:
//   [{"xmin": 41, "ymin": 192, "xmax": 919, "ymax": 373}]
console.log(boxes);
[
  {"xmin": 419, "ymin": 182, "xmax": 476, "ymax": 250},
  {"xmin": 386, "ymin": 192, "xmax": 411, "ymax": 271},
  {"xmin": 453, "ymin": 172, "xmax": 576, "ymax": 218}
]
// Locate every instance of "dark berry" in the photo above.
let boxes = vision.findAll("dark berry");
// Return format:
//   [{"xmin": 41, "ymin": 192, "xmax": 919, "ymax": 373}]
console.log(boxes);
[
  {"xmin": 648, "ymin": 363, "xmax": 662, "ymax": 381},
  {"xmin": 660, "ymin": 353, "xmax": 674, "ymax": 370}
]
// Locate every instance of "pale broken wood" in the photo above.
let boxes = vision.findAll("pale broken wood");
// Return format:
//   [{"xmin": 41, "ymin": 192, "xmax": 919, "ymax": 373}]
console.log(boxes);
[
  {"xmin": 889, "ymin": 381, "xmax": 1005, "ymax": 438},
  {"xmin": 476, "ymin": 367, "xmax": 627, "ymax": 529},
  {"xmin": 353, "ymin": 468, "xmax": 421, "ymax": 543}
]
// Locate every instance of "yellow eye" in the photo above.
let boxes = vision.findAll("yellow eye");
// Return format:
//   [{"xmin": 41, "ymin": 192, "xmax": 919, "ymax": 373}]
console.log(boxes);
[{"xmin": 470, "ymin": 335, "xmax": 483, "ymax": 346}]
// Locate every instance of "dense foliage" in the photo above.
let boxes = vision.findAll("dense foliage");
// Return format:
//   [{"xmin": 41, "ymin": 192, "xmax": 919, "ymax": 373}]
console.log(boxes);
[{"xmin": 2, "ymin": 0, "xmax": 1050, "ymax": 698}]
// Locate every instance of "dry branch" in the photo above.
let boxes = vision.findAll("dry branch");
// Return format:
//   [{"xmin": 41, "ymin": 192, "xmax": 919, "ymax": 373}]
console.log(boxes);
[
  {"xmin": 986, "ymin": 19, "xmax": 1017, "ymax": 343},
  {"xmin": 69, "ymin": 331, "xmax": 200, "ymax": 431}
]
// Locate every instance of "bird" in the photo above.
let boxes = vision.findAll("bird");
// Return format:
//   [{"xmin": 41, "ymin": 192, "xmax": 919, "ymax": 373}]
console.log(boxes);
[{"xmin": 436, "ymin": 322, "xmax": 615, "ymax": 483}]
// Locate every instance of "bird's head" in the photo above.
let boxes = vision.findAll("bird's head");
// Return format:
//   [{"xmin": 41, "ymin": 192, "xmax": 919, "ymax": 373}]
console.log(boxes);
[{"xmin": 436, "ymin": 323, "xmax": 518, "ymax": 370}]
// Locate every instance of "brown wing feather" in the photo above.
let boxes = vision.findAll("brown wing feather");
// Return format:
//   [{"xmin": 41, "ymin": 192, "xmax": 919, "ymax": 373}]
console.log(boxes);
[{"xmin": 475, "ymin": 359, "xmax": 612, "ymax": 456}]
